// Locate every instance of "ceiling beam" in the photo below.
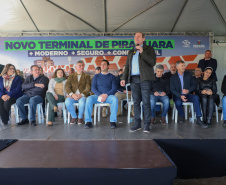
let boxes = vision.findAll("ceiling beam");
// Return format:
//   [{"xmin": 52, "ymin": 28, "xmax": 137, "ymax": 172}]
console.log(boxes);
[
  {"xmin": 104, "ymin": 0, "xmax": 107, "ymax": 32},
  {"xmin": 20, "ymin": 0, "xmax": 40, "ymax": 32},
  {"xmin": 171, "ymin": 0, "xmax": 188, "ymax": 32},
  {"xmin": 111, "ymin": 0, "xmax": 164, "ymax": 32},
  {"xmin": 46, "ymin": 0, "xmax": 101, "ymax": 32},
  {"xmin": 210, "ymin": 0, "xmax": 226, "ymax": 29}
]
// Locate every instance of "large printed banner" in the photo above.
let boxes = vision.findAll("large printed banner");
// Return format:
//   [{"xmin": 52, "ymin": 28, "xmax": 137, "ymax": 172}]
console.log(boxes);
[{"xmin": 0, "ymin": 36, "xmax": 209, "ymax": 75}]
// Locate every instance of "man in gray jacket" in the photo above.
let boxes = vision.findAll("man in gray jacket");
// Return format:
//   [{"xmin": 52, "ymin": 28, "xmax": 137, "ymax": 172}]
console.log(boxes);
[{"xmin": 121, "ymin": 32, "xmax": 156, "ymax": 133}]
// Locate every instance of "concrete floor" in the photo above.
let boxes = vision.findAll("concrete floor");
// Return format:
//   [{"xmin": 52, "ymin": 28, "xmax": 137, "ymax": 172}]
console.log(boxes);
[{"xmin": 0, "ymin": 108, "xmax": 225, "ymax": 140}]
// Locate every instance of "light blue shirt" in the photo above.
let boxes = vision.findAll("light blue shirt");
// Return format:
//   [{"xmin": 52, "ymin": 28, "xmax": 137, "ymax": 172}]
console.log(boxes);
[
  {"xmin": 178, "ymin": 72, "xmax": 184, "ymax": 94},
  {"xmin": 131, "ymin": 44, "xmax": 143, "ymax": 76}
]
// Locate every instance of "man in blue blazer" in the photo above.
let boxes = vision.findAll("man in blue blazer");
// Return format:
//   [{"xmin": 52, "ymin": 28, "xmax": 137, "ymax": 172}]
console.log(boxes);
[
  {"xmin": 198, "ymin": 50, "xmax": 217, "ymax": 81},
  {"xmin": 170, "ymin": 60, "xmax": 208, "ymax": 128}
]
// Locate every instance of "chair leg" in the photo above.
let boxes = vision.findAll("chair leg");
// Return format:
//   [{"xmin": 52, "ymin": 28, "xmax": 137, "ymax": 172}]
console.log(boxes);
[
  {"xmin": 175, "ymin": 109, "xmax": 178, "ymax": 124},
  {"xmin": 172, "ymin": 104, "xmax": 175, "ymax": 120},
  {"xmin": 185, "ymin": 105, "xmax": 188, "ymax": 120},
  {"xmin": 40, "ymin": 105, "xmax": 44, "ymax": 124},
  {"xmin": 191, "ymin": 104, "xmax": 195, "ymax": 123},
  {"xmin": 68, "ymin": 112, "xmax": 70, "ymax": 124},
  {"xmin": 98, "ymin": 106, "xmax": 101, "ymax": 122},
  {"xmin": 37, "ymin": 104, "xmax": 41, "ymax": 124},
  {"xmin": 46, "ymin": 103, "xmax": 49, "ymax": 124},
  {"xmin": 121, "ymin": 100, "xmax": 123, "ymax": 115},
  {"xmin": 13, "ymin": 104, "xmax": 19, "ymax": 123},
  {"xmin": 215, "ymin": 105, "xmax": 218, "ymax": 122},
  {"xmin": 94, "ymin": 105, "xmax": 97, "ymax": 125},
  {"xmin": 62, "ymin": 104, "xmax": 67, "ymax": 124},
  {"xmin": 127, "ymin": 103, "xmax": 131, "ymax": 124}
]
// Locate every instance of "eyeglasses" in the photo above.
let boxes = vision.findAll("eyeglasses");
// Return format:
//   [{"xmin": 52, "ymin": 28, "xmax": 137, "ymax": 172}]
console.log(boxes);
[{"xmin": 9, "ymin": 67, "xmax": 15, "ymax": 70}]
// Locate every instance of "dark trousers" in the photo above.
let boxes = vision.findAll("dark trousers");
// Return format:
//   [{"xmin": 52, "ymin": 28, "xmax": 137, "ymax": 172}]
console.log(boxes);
[
  {"xmin": 0, "ymin": 98, "xmax": 16, "ymax": 123},
  {"xmin": 130, "ymin": 76, "xmax": 151, "ymax": 126},
  {"xmin": 173, "ymin": 94, "xmax": 202, "ymax": 118},
  {"xmin": 46, "ymin": 92, "xmax": 65, "ymax": 122},
  {"xmin": 200, "ymin": 95, "xmax": 214, "ymax": 119}
]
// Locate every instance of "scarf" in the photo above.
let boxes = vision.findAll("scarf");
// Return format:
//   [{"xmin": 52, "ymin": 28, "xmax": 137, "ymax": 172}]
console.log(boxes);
[
  {"xmin": 2, "ymin": 73, "xmax": 15, "ymax": 92},
  {"xmin": 54, "ymin": 77, "xmax": 66, "ymax": 83}
]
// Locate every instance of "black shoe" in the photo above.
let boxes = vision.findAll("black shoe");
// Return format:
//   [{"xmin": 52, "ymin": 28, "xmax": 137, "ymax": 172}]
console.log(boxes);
[
  {"xmin": 2, "ymin": 120, "xmax": 8, "ymax": 125},
  {"xmin": 143, "ymin": 124, "xmax": 151, "ymax": 133},
  {"xmin": 31, "ymin": 120, "xmax": 37, "ymax": 126},
  {"xmin": 17, "ymin": 118, "xmax": 29, "ymax": 125},
  {"xmin": 129, "ymin": 124, "xmax": 141, "ymax": 132},
  {"xmin": 196, "ymin": 119, "xmax": 208, "ymax": 129},
  {"xmin": 178, "ymin": 116, "xmax": 185, "ymax": 124},
  {"xmin": 85, "ymin": 122, "xmax": 92, "ymax": 129},
  {"xmin": 110, "ymin": 122, "xmax": 116, "ymax": 129},
  {"xmin": 223, "ymin": 120, "xmax": 226, "ymax": 127}
]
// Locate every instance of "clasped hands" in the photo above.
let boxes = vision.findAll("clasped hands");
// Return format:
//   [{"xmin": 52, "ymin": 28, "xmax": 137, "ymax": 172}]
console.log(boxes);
[
  {"xmin": 181, "ymin": 89, "xmax": 189, "ymax": 102},
  {"xmin": 1, "ymin": 94, "xmax": 10, "ymax": 101},
  {"xmin": 201, "ymin": 89, "xmax": 213, "ymax": 95}
]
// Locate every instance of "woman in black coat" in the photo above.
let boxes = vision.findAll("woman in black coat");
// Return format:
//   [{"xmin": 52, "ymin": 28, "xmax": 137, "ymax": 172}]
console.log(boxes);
[
  {"xmin": 196, "ymin": 67, "xmax": 217, "ymax": 125},
  {"xmin": 0, "ymin": 64, "xmax": 23, "ymax": 124}
]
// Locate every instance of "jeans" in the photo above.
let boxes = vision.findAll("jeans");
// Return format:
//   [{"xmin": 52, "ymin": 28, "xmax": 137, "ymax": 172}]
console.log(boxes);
[
  {"xmin": 46, "ymin": 92, "xmax": 65, "ymax": 122},
  {"xmin": 16, "ymin": 95, "xmax": 43, "ymax": 121},
  {"xmin": 173, "ymin": 94, "xmax": 202, "ymax": 118},
  {"xmin": 199, "ymin": 95, "xmax": 214, "ymax": 119},
  {"xmin": 222, "ymin": 96, "xmax": 226, "ymax": 120},
  {"xmin": 65, "ymin": 97, "xmax": 86, "ymax": 119},
  {"xmin": 130, "ymin": 76, "xmax": 151, "ymax": 125},
  {"xmin": 85, "ymin": 95, "xmax": 118, "ymax": 123},
  {"xmin": 150, "ymin": 95, "xmax": 169, "ymax": 118}
]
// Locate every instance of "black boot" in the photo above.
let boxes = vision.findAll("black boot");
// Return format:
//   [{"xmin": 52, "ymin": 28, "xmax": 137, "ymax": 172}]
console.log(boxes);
[
  {"xmin": 17, "ymin": 118, "xmax": 29, "ymax": 125},
  {"xmin": 196, "ymin": 117, "xmax": 208, "ymax": 129},
  {"xmin": 202, "ymin": 116, "xmax": 207, "ymax": 124},
  {"xmin": 206, "ymin": 117, "xmax": 212, "ymax": 125}
]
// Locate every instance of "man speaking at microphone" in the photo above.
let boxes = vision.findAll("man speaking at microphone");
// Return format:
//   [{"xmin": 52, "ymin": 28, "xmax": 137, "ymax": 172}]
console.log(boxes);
[{"xmin": 121, "ymin": 32, "xmax": 156, "ymax": 133}]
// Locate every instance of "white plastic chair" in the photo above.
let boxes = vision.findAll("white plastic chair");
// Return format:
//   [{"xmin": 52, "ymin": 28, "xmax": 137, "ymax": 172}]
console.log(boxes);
[
  {"xmin": 12, "ymin": 103, "xmax": 19, "ymax": 123},
  {"xmin": 215, "ymin": 104, "xmax": 219, "ymax": 122},
  {"xmin": 172, "ymin": 102, "xmax": 195, "ymax": 123},
  {"xmin": 16, "ymin": 103, "xmax": 44, "ymax": 124},
  {"xmin": 126, "ymin": 83, "xmax": 143, "ymax": 123},
  {"xmin": 156, "ymin": 102, "xmax": 168, "ymax": 124},
  {"xmin": 46, "ymin": 102, "xmax": 67, "ymax": 124},
  {"xmin": 67, "ymin": 103, "xmax": 79, "ymax": 124},
  {"xmin": 93, "ymin": 103, "xmax": 111, "ymax": 125}
]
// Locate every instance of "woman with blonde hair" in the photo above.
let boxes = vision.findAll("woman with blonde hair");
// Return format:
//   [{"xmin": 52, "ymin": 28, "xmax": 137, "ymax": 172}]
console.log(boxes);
[
  {"xmin": 46, "ymin": 69, "xmax": 67, "ymax": 126},
  {"xmin": 0, "ymin": 64, "xmax": 23, "ymax": 124}
]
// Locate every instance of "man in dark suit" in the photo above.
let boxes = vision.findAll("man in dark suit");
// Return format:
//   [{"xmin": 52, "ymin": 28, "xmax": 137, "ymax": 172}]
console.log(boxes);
[
  {"xmin": 170, "ymin": 60, "xmax": 208, "ymax": 128},
  {"xmin": 121, "ymin": 32, "xmax": 156, "ymax": 133},
  {"xmin": 198, "ymin": 50, "xmax": 217, "ymax": 81}
]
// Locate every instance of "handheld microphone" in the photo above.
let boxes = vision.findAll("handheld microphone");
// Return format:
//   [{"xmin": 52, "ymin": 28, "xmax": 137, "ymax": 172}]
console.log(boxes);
[{"xmin": 133, "ymin": 44, "xmax": 139, "ymax": 55}]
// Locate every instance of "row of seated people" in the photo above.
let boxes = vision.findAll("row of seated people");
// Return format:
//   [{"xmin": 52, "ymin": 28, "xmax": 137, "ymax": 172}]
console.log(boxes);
[{"xmin": 0, "ymin": 59, "xmax": 225, "ymax": 130}]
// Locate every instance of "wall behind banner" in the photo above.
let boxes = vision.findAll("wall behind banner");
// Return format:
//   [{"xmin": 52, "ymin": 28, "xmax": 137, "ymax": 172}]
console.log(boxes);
[{"xmin": 0, "ymin": 35, "xmax": 209, "ymax": 77}]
